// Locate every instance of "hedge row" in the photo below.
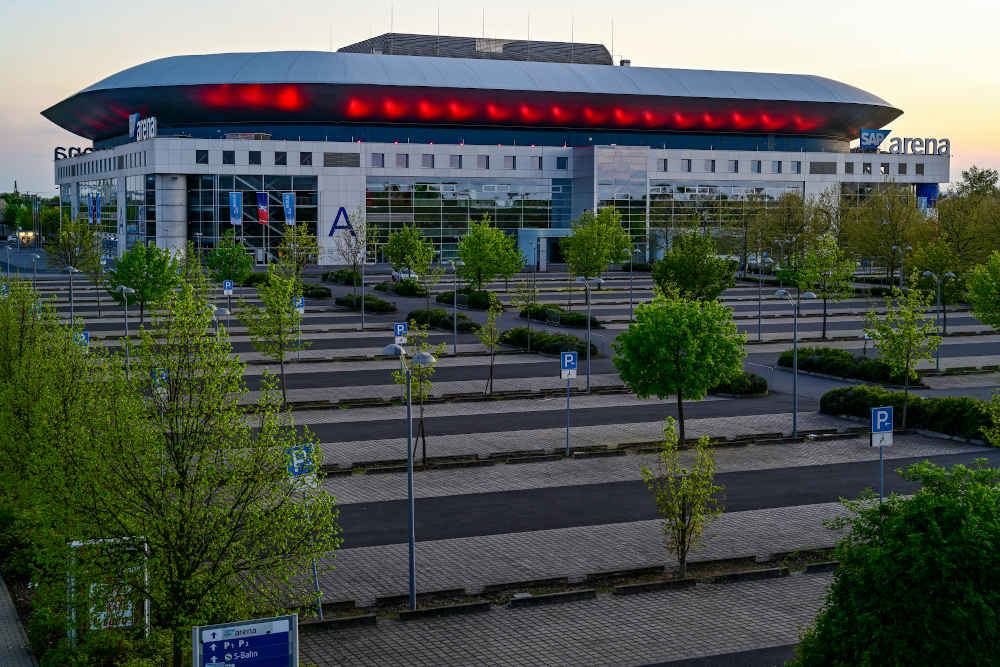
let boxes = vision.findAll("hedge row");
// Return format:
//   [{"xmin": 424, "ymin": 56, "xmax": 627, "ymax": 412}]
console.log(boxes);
[
  {"xmin": 322, "ymin": 269, "xmax": 361, "ymax": 286},
  {"xmin": 436, "ymin": 288, "xmax": 501, "ymax": 310},
  {"xmin": 778, "ymin": 346, "xmax": 910, "ymax": 385},
  {"xmin": 710, "ymin": 372, "xmax": 768, "ymax": 396},
  {"xmin": 335, "ymin": 293, "xmax": 396, "ymax": 313},
  {"xmin": 406, "ymin": 308, "xmax": 480, "ymax": 333},
  {"xmin": 820, "ymin": 385, "xmax": 992, "ymax": 442},
  {"xmin": 519, "ymin": 303, "xmax": 602, "ymax": 329},
  {"xmin": 241, "ymin": 272, "xmax": 268, "ymax": 287},
  {"xmin": 621, "ymin": 261, "xmax": 653, "ymax": 272},
  {"xmin": 500, "ymin": 326, "xmax": 597, "ymax": 357},
  {"xmin": 301, "ymin": 283, "xmax": 332, "ymax": 299},
  {"xmin": 375, "ymin": 279, "xmax": 427, "ymax": 297}
]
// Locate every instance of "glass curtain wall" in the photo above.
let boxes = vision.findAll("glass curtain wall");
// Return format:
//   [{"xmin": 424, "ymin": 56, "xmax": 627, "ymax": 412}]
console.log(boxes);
[
  {"xmin": 77, "ymin": 179, "xmax": 118, "ymax": 258},
  {"xmin": 595, "ymin": 149, "xmax": 649, "ymax": 248},
  {"xmin": 365, "ymin": 177, "xmax": 571, "ymax": 259}
]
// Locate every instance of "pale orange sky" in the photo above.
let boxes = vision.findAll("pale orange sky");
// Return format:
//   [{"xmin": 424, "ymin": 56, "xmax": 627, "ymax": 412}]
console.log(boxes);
[{"xmin": 3, "ymin": 0, "xmax": 998, "ymax": 194}]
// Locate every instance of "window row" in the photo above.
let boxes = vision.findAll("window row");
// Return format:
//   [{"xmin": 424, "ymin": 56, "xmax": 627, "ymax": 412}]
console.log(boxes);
[
  {"xmin": 59, "ymin": 152, "xmax": 147, "ymax": 178},
  {"xmin": 844, "ymin": 161, "xmax": 926, "ymax": 176},
  {"xmin": 198, "ymin": 150, "xmax": 315, "ymax": 167},
  {"xmin": 369, "ymin": 153, "xmax": 569, "ymax": 171},
  {"xmin": 654, "ymin": 158, "xmax": 803, "ymax": 175}
]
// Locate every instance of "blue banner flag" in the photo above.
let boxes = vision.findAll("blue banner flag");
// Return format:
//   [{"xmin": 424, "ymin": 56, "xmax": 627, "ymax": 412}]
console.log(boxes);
[
  {"xmin": 87, "ymin": 195, "xmax": 94, "ymax": 225},
  {"xmin": 95, "ymin": 193, "xmax": 102, "ymax": 225},
  {"xmin": 282, "ymin": 193, "xmax": 296, "ymax": 226},
  {"xmin": 229, "ymin": 192, "xmax": 243, "ymax": 226}
]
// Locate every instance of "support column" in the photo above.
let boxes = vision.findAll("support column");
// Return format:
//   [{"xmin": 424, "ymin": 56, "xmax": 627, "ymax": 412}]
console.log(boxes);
[{"xmin": 155, "ymin": 174, "xmax": 187, "ymax": 258}]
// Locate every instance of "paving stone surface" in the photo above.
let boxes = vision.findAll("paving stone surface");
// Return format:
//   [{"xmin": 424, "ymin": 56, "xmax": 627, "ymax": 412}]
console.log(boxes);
[{"xmin": 0, "ymin": 575, "xmax": 35, "ymax": 667}]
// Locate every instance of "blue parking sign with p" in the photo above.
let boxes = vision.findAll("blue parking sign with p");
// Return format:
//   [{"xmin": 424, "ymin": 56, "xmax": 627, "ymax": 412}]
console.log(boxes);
[
  {"xmin": 394, "ymin": 322, "xmax": 407, "ymax": 336},
  {"xmin": 222, "ymin": 279, "xmax": 233, "ymax": 295},
  {"xmin": 561, "ymin": 352, "xmax": 577, "ymax": 370},
  {"xmin": 870, "ymin": 406, "xmax": 893, "ymax": 447}
]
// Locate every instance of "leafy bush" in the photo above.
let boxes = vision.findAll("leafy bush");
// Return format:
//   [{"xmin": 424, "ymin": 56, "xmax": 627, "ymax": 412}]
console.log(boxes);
[
  {"xmin": 778, "ymin": 346, "xmax": 910, "ymax": 385},
  {"xmin": 374, "ymin": 281, "xmax": 390, "ymax": 292},
  {"xmin": 300, "ymin": 283, "xmax": 331, "ymax": 299},
  {"xmin": 436, "ymin": 288, "xmax": 501, "ymax": 310},
  {"xmin": 241, "ymin": 272, "xmax": 268, "ymax": 287},
  {"xmin": 407, "ymin": 308, "xmax": 480, "ymax": 333},
  {"xmin": 335, "ymin": 293, "xmax": 396, "ymax": 313},
  {"xmin": 621, "ymin": 261, "xmax": 652, "ymax": 272},
  {"xmin": 819, "ymin": 385, "xmax": 991, "ymax": 441},
  {"xmin": 710, "ymin": 371, "xmax": 767, "ymax": 395},
  {"xmin": 519, "ymin": 303, "xmax": 602, "ymax": 329},
  {"xmin": 392, "ymin": 278, "xmax": 427, "ymax": 297},
  {"xmin": 322, "ymin": 269, "xmax": 361, "ymax": 286},
  {"xmin": 500, "ymin": 326, "xmax": 597, "ymax": 356}
]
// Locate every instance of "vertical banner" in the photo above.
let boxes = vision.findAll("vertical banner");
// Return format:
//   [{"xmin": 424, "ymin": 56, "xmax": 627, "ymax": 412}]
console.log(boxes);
[
  {"xmin": 282, "ymin": 192, "xmax": 296, "ymax": 226},
  {"xmin": 229, "ymin": 192, "xmax": 242, "ymax": 226},
  {"xmin": 256, "ymin": 192, "xmax": 269, "ymax": 225},
  {"xmin": 95, "ymin": 193, "xmax": 102, "ymax": 225},
  {"xmin": 87, "ymin": 195, "xmax": 95, "ymax": 225}
]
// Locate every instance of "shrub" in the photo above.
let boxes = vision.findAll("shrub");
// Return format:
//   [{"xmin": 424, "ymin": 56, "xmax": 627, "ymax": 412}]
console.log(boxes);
[
  {"xmin": 500, "ymin": 326, "xmax": 597, "ymax": 357},
  {"xmin": 819, "ymin": 385, "xmax": 991, "ymax": 441},
  {"xmin": 241, "ymin": 272, "xmax": 268, "ymax": 287},
  {"xmin": 335, "ymin": 293, "xmax": 396, "ymax": 313},
  {"xmin": 407, "ymin": 308, "xmax": 480, "ymax": 333},
  {"xmin": 322, "ymin": 269, "xmax": 361, "ymax": 286},
  {"xmin": 778, "ymin": 346, "xmax": 911, "ymax": 385},
  {"xmin": 392, "ymin": 278, "xmax": 427, "ymax": 297},
  {"xmin": 301, "ymin": 283, "xmax": 331, "ymax": 299},
  {"xmin": 437, "ymin": 288, "xmax": 501, "ymax": 310},
  {"xmin": 374, "ymin": 281, "xmax": 390, "ymax": 292},
  {"xmin": 519, "ymin": 303, "xmax": 602, "ymax": 329},
  {"xmin": 621, "ymin": 261, "xmax": 652, "ymax": 272},
  {"xmin": 710, "ymin": 371, "xmax": 767, "ymax": 395}
]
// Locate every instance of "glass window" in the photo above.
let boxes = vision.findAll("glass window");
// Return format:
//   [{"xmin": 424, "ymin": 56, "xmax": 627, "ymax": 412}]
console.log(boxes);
[
  {"xmin": 844, "ymin": 162, "xmax": 854, "ymax": 174},
  {"xmin": 504, "ymin": 155, "xmax": 516, "ymax": 169},
  {"xmin": 863, "ymin": 162, "xmax": 872, "ymax": 175},
  {"xmin": 371, "ymin": 153, "xmax": 384, "ymax": 168},
  {"xmin": 750, "ymin": 160, "xmax": 762, "ymax": 174},
  {"xmin": 681, "ymin": 159, "xmax": 692, "ymax": 173},
  {"xmin": 449, "ymin": 154, "xmax": 462, "ymax": 169},
  {"xmin": 705, "ymin": 159, "xmax": 716, "ymax": 173},
  {"xmin": 916, "ymin": 163, "xmax": 925, "ymax": 175},
  {"xmin": 274, "ymin": 151, "xmax": 287, "ymax": 166},
  {"xmin": 727, "ymin": 160, "xmax": 738, "ymax": 173},
  {"xmin": 422, "ymin": 153, "xmax": 434, "ymax": 168},
  {"xmin": 223, "ymin": 150, "xmax": 235, "ymax": 165},
  {"xmin": 529, "ymin": 156, "xmax": 542, "ymax": 170},
  {"xmin": 196, "ymin": 150, "xmax": 208, "ymax": 164},
  {"xmin": 770, "ymin": 160, "xmax": 782, "ymax": 174},
  {"xmin": 249, "ymin": 151, "xmax": 261, "ymax": 165},
  {"xmin": 880, "ymin": 162, "xmax": 890, "ymax": 175},
  {"xmin": 898, "ymin": 163, "xmax": 907, "ymax": 175},
  {"xmin": 556, "ymin": 156, "xmax": 568, "ymax": 170},
  {"xmin": 477, "ymin": 155, "xmax": 490, "ymax": 169},
  {"xmin": 656, "ymin": 158, "xmax": 667, "ymax": 172},
  {"xmin": 791, "ymin": 160, "xmax": 802, "ymax": 174},
  {"xmin": 396, "ymin": 153, "xmax": 409, "ymax": 168},
  {"xmin": 297, "ymin": 152, "xmax": 311, "ymax": 166}
]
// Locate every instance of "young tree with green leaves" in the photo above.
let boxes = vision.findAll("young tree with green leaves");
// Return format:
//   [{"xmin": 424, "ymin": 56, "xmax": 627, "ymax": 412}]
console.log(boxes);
[
  {"xmin": 967, "ymin": 251, "xmax": 1000, "ymax": 331},
  {"xmin": 912, "ymin": 239, "xmax": 963, "ymax": 334},
  {"xmin": 385, "ymin": 224, "xmax": 434, "ymax": 278},
  {"xmin": 640, "ymin": 418, "xmax": 723, "ymax": 578},
  {"xmin": 841, "ymin": 185, "xmax": 934, "ymax": 284},
  {"xmin": 797, "ymin": 236, "xmax": 855, "ymax": 339},
  {"xmin": 391, "ymin": 322, "xmax": 445, "ymax": 464},
  {"xmin": 276, "ymin": 223, "xmax": 319, "ymax": 282},
  {"xmin": 560, "ymin": 208, "xmax": 630, "ymax": 283},
  {"xmin": 475, "ymin": 303, "xmax": 502, "ymax": 395},
  {"xmin": 333, "ymin": 209, "xmax": 374, "ymax": 295},
  {"xmin": 793, "ymin": 459, "xmax": 1000, "ymax": 666},
  {"xmin": 863, "ymin": 282, "xmax": 941, "ymax": 428},
  {"xmin": 651, "ymin": 232, "xmax": 735, "ymax": 301},
  {"xmin": 180, "ymin": 240, "xmax": 209, "ymax": 297},
  {"xmin": 417, "ymin": 262, "xmax": 446, "ymax": 311},
  {"xmin": 614, "ymin": 295, "xmax": 746, "ymax": 442},
  {"xmin": 510, "ymin": 278, "xmax": 539, "ymax": 352},
  {"xmin": 49, "ymin": 216, "xmax": 101, "ymax": 275},
  {"xmin": 205, "ymin": 229, "xmax": 253, "ymax": 286},
  {"xmin": 456, "ymin": 215, "xmax": 522, "ymax": 291},
  {"xmin": 104, "ymin": 244, "xmax": 179, "ymax": 326},
  {"xmin": 241, "ymin": 269, "xmax": 309, "ymax": 405}
]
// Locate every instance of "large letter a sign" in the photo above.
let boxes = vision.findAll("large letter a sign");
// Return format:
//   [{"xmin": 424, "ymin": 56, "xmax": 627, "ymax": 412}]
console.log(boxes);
[{"xmin": 328, "ymin": 207, "xmax": 357, "ymax": 238}]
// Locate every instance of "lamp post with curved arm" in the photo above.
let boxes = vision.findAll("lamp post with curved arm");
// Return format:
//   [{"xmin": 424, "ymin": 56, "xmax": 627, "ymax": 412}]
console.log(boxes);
[{"xmin": 776, "ymin": 288, "xmax": 816, "ymax": 438}]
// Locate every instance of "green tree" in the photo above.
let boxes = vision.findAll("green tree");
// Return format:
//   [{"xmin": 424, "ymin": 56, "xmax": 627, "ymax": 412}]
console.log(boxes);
[
  {"xmin": 841, "ymin": 185, "xmax": 934, "ymax": 284},
  {"xmin": 391, "ymin": 322, "xmax": 445, "ymax": 464},
  {"xmin": 954, "ymin": 165, "xmax": 999, "ymax": 198},
  {"xmin": 385, "ymin": 224, "xmax": 434, "ymax": 277},
  {"xmin": 796, "ymin": 236, "xmax": 855, "ymax": 339},
  {"xmin": 640, "ymin": 418, "xmax": 723, "ymax": 578},
  {"xmin": 613, "ymin": 295, "xmax": 746, "ymax": 442},
  {"xmin": 560, "ymin": 208, "xmax": 629, "ymax": 282},
  {"xmin": 456, "ymin": 215, "xmax": 522, "ymax": 290},
  {"xmin": 180, "ymin": 240, "xmax": 209, "ymax": 297},
  {"xmin": 510, "ymin": 278, "xmax": 540, "ymax": 352},
  {"xmin": 967, "ymin": 251, "xmax": 1000, "ymax": 331},
  {"xmin": 205, "ymin": 229, "xmax": 253, "ymax": 285},
  {"xmin": 240, "ymin": 269, "xmax": 309, "ymax": 405},
  {"xmin": 792, "ymin": 460, "xmax": 1000, "ymax": 666},
  {"xmin": 39, "ymin": 206, "xmax": 61, "ymax": 239},
  {"xmin": 49, "ymin": 216, "xmax": 100, "ymax": 275},
  {"xmin": 863, "ymin": 282, "xmax": 941, "ymax": 428},
  {"xmin": 652, "ymin": 232, "xmax": 735, "ymax": 301},
  {"xmin": 104, "ymin": 244, "xmax": 179, "ymax": 326},
  {"xmin": 912, "ymin": 239, "xmax": 963, "ymax": 334},
  {"xmin": 935, "ymin": 192, "xmax": 1000, "ymax": 270},
  {"xmin": 475, "ymin": 303, "xmax": 502, "ymax": 395},
  {"xmin": 275, "ymin": 223, "xmax": 319, "ymax": 282}
]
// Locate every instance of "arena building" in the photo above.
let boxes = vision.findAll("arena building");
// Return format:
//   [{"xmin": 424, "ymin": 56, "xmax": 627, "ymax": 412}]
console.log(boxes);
[{"xmin": 43, "ymin": 33, "xmax": 950, "ymax": 267}]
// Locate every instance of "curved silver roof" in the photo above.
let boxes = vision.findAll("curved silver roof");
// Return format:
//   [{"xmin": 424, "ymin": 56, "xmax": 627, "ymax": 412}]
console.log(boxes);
[{"xmin": 81, "ymin": 51, "xmax": 893, "ymax": 107}]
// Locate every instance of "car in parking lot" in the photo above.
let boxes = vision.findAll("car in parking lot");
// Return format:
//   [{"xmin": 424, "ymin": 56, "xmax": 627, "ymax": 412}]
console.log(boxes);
[{"xmin": 391, "ymin": 268, "xmax": 418, "ymax": 282}]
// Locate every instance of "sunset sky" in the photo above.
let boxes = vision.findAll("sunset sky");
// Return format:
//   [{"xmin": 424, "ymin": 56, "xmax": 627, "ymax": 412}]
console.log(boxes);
[{"xmin": 3, "ymin": 0, "xmax": 997, "ymax": 195}]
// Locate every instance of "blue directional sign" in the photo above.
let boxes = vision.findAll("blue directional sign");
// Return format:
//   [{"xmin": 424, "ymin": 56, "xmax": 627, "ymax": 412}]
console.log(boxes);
[
  {"xmin": 0, "ymin": 283, "xmax": 8, "ymax": 298},
  {"xmin": 292, "ymin": 296, "xmax": 305, "ymax": 315},
  {"xmin": 194, "ymin": 614, "xmax": 298, "ymax": 667},
  {"xmin": 870, "ymin": 406, "xmax": 893, "ymax": 447},
  {"xmin": 30, "ymin": 301, "xmax": 42, "ymax": 317},
  {"xmin": 285, "ymin": 444, "xmax": 314, "ymax": 478},
  {"xmin": 560, "ymin": 351, "xmax": 578, "ymax": 379},
  {"xmin": 393, "ymin": 321, "xmax": 408, "ymax": 344},
  {"xmin": 75, "ymin": 331, "xmax": 90, "ymax": 350},
  {"xmin": 151, "ymin": 368, "xmax": 168, "ymax": 389},
  {"xmin": 222, "ymin": 280, "xmax": 234, "ymax": 296}
]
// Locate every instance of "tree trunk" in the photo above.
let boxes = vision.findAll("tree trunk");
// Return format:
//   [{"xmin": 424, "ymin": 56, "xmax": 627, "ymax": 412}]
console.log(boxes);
[
  {"xmin": 527, "ymin": 319, "xmax": 531, "ymax": 353},
  {"xmin": 96, "ymin": 288, "xmax": 102, "ymax": 318},
  {"xmin": 902, "ymin": 368, "xmax": 909, "ymax": 430},
  {"xmin": 420, "ymin": 402, "xmax": 427, "ymax": 464},
  {"xmin": 822, "ymin": 295, "xmax": 828, "ymax": 340},
  {"xmin": 280, "ymin": 354, "xmax": 287, "ymax": 406},
  {"xmin": 173, "ymin": 630, "xmax": 182, "ymax": 667},
  {"xmin": 140, "ymin": 301, "xmax": 145, "ymax": 327},
  {"xmin": 943, "ymin": 302, "xmax": 948, "ymax": 336},
  {"xmin": 676, "ymin": 389, "xmax": 685, "ymax": 444},
  {"xmin": 677, "ymin": 505, "xmax": 689, "ymax": 578}
]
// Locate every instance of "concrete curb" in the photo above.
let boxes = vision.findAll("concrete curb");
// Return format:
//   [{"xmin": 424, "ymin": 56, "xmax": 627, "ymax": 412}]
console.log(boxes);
[{"xmin": 508, "ymin": 589, "xmax": 597, "ymax": 608}]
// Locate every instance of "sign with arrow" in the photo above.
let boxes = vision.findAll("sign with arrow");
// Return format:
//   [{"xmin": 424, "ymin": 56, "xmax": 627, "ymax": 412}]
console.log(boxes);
[{"xmin": 193, "ymin": 614, "xmax": 298, "ymax": 667}]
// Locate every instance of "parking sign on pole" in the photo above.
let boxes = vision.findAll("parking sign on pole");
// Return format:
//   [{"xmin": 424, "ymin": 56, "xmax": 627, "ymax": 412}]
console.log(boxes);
[
  {"xmin": 394, "ymin": 322, "xmax": 408, "ymax": 345},
  {"xmin": 561, "ymin": 352, "xmax": 578, "ymax": 456},
  {"xmin": 222, "ymin": 279, "xmax": 233, "ymax": 296},
  {"xmin": 870, "ymin": 406, "xmax": 894, "ymax": 504},
  {"xmin": 293, "ymin": 296, "xmax": 305, "ymax": 316}
]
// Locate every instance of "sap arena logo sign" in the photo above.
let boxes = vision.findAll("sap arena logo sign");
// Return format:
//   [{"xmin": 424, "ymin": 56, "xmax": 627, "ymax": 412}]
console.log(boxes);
[
  {"xmin": 859, "ymin": 129, "xmax": 891, "ymax": 150},
  {"xmin": 887, "ymin": 136, "xmax": 950, "ymax": 156},
  {"xmin": 53, "ymin": 147, "xmax": 94, "ymax": 160},
  {"xmin": 328, "ymin": 207, "xmax": 357, "ymax": 237},
  {"xmin": 129, "ymin": 113, "xmax": 158, "ymax": 142}
]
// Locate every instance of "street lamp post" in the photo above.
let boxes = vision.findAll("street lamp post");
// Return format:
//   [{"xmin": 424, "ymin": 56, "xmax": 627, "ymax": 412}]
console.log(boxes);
[
  {"xmin": 67, "ymin": 266, "xmax": 81, "ymax": 324},
  {"xmin": 360, "ymin": 247, "xmax": 366, "ymax": 330},
  {"xmin": 629, "ymin": 246, "xmax": 642, "ymax": 323},
  {"xmin": 449, "ymin": 260, "xmax": 457, "ymax": 354},
  {"xmin": 214, "ymin": 307, "xmax": 229, "ymax": 336},
  {"xmin": 576, "ymin": 277, "xmax": 593, "ymax": 392},
  {"xmin": 891, "ymin": 245, "xmax": 912, "ymax": 289},
  {"xmin": 31, "ymin": 254, "xmax": 40, "ymax": 289},
  {"xmin": 776, "ymin": 288, "xmax": 816, "ymax": 438},
  {"xmin": 117, "ymin": 285, "xmax": 135, "ymax": 376},
  {"xmin": 921, "ymin": 270, "xmax": 954, "ymax": 371}
]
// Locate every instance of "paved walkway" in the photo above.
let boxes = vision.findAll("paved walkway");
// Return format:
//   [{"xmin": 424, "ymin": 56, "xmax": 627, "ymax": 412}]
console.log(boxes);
[
  {"xmin": 0, "ymin": 575, "xmax": 35, "ymax": 667},
  {"xmin": 301, "ymin": 571, "xmax": 832, "ymax": 666}
]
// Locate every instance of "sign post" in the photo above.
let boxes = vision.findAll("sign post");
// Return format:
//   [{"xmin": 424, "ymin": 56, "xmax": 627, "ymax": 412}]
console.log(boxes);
[
  {"xmin": 285, "ymin": 445, "xmax": 322, "ymax": 620},
  {"xmin": 193, "ymin": 614, "xmax": 298, "ymax": 667},
  {"xmin": 223, "ymin": 280, "xmax": 234, "ymax": 326},
  {"xmin": 293, "ymin": 297, "xmax": 305, "ymax": 361},
  {"xmin": 560, "ymin": 352, "xmax": 578, "ymax": 456},
  {"xmin": 870, "ymin": 406, "xmax": 894, "ymax": 503}
]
